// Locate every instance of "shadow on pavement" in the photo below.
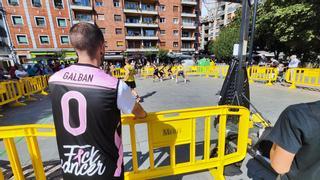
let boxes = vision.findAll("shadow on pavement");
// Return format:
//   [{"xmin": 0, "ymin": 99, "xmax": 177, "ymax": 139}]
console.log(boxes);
[
  {"xmin": 0, "ymin": 94, "xmax": 53, "ymax": 126},
  {"xmin": 1, "ymin": 159, "xmax": 62, "ymax": 180}
]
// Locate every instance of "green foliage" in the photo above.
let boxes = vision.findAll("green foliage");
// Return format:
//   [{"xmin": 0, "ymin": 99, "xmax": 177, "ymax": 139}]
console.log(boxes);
[
  {"xmin": 157, "ymin": 49, "xmax": 169, "ymax": 61},
  {"xmin": 144, "ymin": 51, "xmax": 155, "ymax": 60},
  {"xmin": 256, "ymin": 0, "xmax": 320, "ymax": 62},
  {"xmin": 208, "ymin": 10, "xmax": 241, "ymax": 62}
]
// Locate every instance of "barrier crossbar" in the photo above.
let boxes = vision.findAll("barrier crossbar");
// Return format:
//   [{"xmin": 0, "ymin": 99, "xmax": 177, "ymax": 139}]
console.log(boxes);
[
  {"xmin": 112, "ymin": 68, "xmax": 126, "ymax": 79},
  {"xmin": 0, "ymin": 106, "xmax": 250, "ymax": 180},
  {"xmin": 247, "ymin": 66, "xmax": 279, "ymax": 86},
  {"xmin": 285, "ymin": 68, "xmax": 320, "ymax": 89}
]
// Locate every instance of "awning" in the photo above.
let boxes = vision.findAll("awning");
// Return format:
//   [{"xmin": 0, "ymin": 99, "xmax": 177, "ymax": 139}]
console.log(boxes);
[{"xmin": 104, "ymin": 55, "xmax": 124, "ymax": 60}]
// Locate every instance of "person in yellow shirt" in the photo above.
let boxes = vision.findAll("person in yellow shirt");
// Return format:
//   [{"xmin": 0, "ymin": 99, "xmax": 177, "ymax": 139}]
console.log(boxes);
[
  {"xmin": 124, "ymin": 59, "xmax": 141, "ymax": 102},
  {"xmin": 176, "ymin": 62, "xmax": 187, "ymax": 83}
]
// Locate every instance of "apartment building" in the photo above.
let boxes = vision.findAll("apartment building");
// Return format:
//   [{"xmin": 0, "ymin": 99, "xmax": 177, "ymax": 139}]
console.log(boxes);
[
  {"xmin": 200, "ymin": 2, "xmax": 240, "ymax": 49},
  {"xmin": 1, "ymin": 0, "xmax": 201, "ymax": 62}
]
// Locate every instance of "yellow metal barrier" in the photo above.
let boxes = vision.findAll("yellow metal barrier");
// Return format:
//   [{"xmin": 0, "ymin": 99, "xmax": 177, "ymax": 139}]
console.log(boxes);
[
  {"xmin": 185, "ymin": 66, "xmax": 212, "ymax": 76},
  {"xmin": 0, "ymin": 80, "xmax": 26, "ymax": 108},
  {"xmin": 285, "ymin": 68, "xmax": 320, "ymax": 89},
  {"xmin": 0, "ymin": 124, "xmax": 56, "ymax": 180},
  {"xmin": 141, "ymin": 67, "xmax": 154, "ymax": 78},
  {"xmin": 0, "ymin": 75, "xmax": 48, "ymax": 117},
  {"xmin": 207, "ymin": 65, "xmax": 229, "ymax": 78},
  {"xmin": 247, "ymin": 66, "xmax": 279, "ymax": 86},
  {"xmin": 112, "ymin": 68, "xmax": 126, "ymax": 79},
  {"xmin": 0, "ymin": 106, "xmax": 250, "ymax": 180}
]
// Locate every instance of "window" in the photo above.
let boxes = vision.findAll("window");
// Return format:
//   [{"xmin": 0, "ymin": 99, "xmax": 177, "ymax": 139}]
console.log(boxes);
[
  {"xmin": 12, "ymin": 16, "xmax": 23, "ymax": 25},
  {"xmin": 173, "ymin": 6, "xmax": 179, "ymax": 12},
  {"xmin": 173, "ymin": 18, "xmax": 178, "ymax": 24},
  {"xmin": 60, "ymin": 36, "xmax": 69, "ymax": 44},
  {"xmin": 97, "ymin": 14, "xmax": 104, "ymax": 20},
  {"xmin": 115, "ymin": 28, "xmax": 122, "ymax": 34},
  {"xmin": 39, "ymin": 35, "xmax": 49, "ymax": 44},
  {"xmin": 114, "ymin": 15, "xmax": 121, "ymax": 22},
  {"xmin": 173, "ymin": 42, "xmax": 178, "ymax": 47},
  {"xmin": 113, "ymin": 0, "xmax": 119, "ymax": 7},
  {"xmin": 173, "ymin": 30, "xmax": 179, "ymax": 36},
  {"xmin": 159, "ymin": 5, "xmax": 165, "ymax": 11},
  {"xmin": 95, "ymin": 0, "xmax": 103, "ymax": 6},
  {"xmin": 57, "ymin": 18, "xmax": 67, "ymax": 27},
  {"xmin": 160, "ymin": 18, "xmax": 165, "ymax": 23},
  {"xmin": 160, "ymin": 30, "xmax": 165, "ymax": 35},
  {"xmin": 31, "ymin": 0, "xmax": 41, "ymax": 7},
  {"xmin": 8, "ymin": 0, "xmax": 19, "ymax": 6},
  {"xmin": 100, "ymin": 28, "xmax": 106, "ymax": 34},
  {"xmin": 116, "ymin": 41, "xmax": 124, "ymax": 47},
  {"xmin": 160, "ymin": 42, "xmax": 166, "ymax": 46},
  {"xmin": 17, "ymin": 35, "xmax": 28, "ymax": 44},
  {"xmin": 53, "ymin": 0, "xmax": 63, "ymax": 9},
  {"xmin": 35, "ymin": 17, "xmax": 45, "ymax": 27}
]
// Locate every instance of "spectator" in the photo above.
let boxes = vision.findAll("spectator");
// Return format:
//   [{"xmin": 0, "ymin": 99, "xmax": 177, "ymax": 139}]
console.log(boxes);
[
  {"xmin": 8, "ymin": 65, "xmax": 17, "ymax": 79},
  {"xmin": 0, "ymin": 67, "xmax": 8, "ymax": 81},
  {"xmin": 15, "ymin": 65, "xmax": 28, "ymax": 79},
  {"xmin": 288, "ymin": 55, "xmax": 300, "ymax": 68},
  {"xmin": 27, "ymin": 65, "xmax": 36, "ymax": 77}
]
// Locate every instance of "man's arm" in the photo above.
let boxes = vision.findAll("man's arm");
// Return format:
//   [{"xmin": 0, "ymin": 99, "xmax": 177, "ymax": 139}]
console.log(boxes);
[
  {"xmin": 270, "ymin": 143, "xmax": 295, "ymax": 174},
  {"xmin": 131, "ymin": 102, "xmax": 147, "ymax": 118}
]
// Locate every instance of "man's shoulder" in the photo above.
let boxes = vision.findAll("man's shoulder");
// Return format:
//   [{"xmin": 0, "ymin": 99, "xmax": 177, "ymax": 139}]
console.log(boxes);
[
  {"xmin": 49, "ymin": 65, "xmax": 119, "ymax": 89},
  {"xmin": 281, "ymin": 101, "xmax": 320, "ymax": 127}
]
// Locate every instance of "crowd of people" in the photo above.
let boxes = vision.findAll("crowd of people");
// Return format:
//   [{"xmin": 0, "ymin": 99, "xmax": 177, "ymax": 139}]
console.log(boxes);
[{"xmin": 0, "ymin": 61, "xmax": 72, "ymax": 81}]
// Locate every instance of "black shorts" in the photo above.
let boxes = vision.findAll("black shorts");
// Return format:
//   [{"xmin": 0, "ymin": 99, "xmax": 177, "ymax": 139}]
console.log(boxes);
[
  {"xmin": 178, "ymin": 71, "xmax": 184, "ymax": 76},
  {"xmin": 125, "ymin": 81, "xmax": 136, "ymax": 89}
]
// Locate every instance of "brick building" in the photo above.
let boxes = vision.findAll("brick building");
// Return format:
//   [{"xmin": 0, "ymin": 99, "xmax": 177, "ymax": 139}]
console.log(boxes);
[{"xmin": 1, "ymin": 0, "xmax": 201, "ymax": 62}]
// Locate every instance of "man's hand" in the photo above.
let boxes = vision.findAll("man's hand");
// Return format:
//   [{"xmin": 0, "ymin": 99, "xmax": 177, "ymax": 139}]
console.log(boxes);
[
  {"xmin": 131, "ymin": 102, "xmax": 147, "ymax": 118},
  {"xmin": 270, "ymin": 143, "xmax": 295, "ymax": 174}
]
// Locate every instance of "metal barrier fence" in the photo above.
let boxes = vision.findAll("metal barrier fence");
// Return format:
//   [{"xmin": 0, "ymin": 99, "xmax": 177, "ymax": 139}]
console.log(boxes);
[
  {"xmin": 208, "ymin": 65, "xmax": 229, "ymax": 78},
  {"xmin": 141, "ymin": 67, "xmax": 154, "ymax": 78},
  {"xmin": 285, "ymin": 68, "xmax": 320, "ymax": 89},
  {"xmin": 0, "ymin": 75, "xmax": 49, "ymax": 117},
  {"xmin": 247, "ymin": 66, "xmax": 279, "ymax": 86},
  {"xmin": 112, "ymin": 68, "xmax": 126, "ymax": 79},
  {"xmin": 0, "ymin": 106, "xmax": 250, "ymax": 180}
]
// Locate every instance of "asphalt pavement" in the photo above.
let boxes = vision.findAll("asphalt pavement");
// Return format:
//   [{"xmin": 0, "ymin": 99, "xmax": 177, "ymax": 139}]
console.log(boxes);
[{"xmin": 0, "ymin": 76, "xmax": 318, "ymax": 179}]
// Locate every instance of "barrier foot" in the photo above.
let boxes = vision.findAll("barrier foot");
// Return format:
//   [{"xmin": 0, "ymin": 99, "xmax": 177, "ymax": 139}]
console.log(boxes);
[
  {"xmin": 289, "ymin": 84, "xmax": 297, "ymax": 89},
  {"xmin": 266, "ymin": 82, "xmax": 273, "ymax": 86},
  {"xmin": 11, "ymin": 101, "xmax": 27, "ymax": 107},
  {"xmin": 40, "ymin": 91, "xmax": 48, "ymax": 96},
  {"xmin": 209, "ymin": 166, "xmax": 225, "ymax": 180}
]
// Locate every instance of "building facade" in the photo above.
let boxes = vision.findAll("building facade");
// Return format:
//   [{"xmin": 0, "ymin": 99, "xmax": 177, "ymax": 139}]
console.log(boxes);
[
  {"xmin": 1, "ymin": 0, "xmax": 201, "ymax": 62},
  {"xmin": 200, "ymin": 2, "xmax": 239, "ymax": 49}
]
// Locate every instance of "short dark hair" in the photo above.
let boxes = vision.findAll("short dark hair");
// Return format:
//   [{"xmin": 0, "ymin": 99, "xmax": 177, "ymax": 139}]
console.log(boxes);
[{"xmin": 69, "ymin": 22, "xmax": 104, "ymax": 58}]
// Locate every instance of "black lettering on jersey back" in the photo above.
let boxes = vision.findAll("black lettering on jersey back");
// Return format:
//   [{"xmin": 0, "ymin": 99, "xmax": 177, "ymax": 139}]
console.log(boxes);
[{"xmin": 63, "ymin": 72, "xmax": 94, "ymax": 83}]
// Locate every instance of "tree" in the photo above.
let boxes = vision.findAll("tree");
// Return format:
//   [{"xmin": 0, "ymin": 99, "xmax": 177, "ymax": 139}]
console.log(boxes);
[
  {"xmin": 256, "ymin": 0, "xmax": 320, "ymax": 63},
  {"xmin": 208, "ymin": 10, "xmax": 241, "ymax": 62},
  {"xmin": 157, "ymin": 49, "xmax": 169, "ymax": 63}
]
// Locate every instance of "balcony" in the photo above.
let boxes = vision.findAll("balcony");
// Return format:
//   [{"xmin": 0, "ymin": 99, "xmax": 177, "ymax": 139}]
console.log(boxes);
[
  {"xmin": 126, "ymin": 47, "xmax": 159, "ymax": 52},
  {"xmin": 125, "ymin": 22, "xmax": 158, "ymax": 28},
  {"xmin": 182, "ymin": 23, "xmax": 197, "ymax": 29},
  {"xmin": 73, "ymin": 19, "xmax": 94, "ymax": 24},
  {"xmin": 124, "ymin": 5, "xmax": 157, "ymax": 15},
  {"xmin": 181, "ymin": 36, "xmax": 196, "ymax": 41},
  {"xmin": 181, "ymin": 0, "xmax": 197, "ymax": 6},
  {"xmin": 181, "ymin": 48, "xmax": 195, "ymax": 52},
  {"xmin": 181, "ymin": 12, "xmax": 197, "ymax": 18},
  {"xmin": 70, "ymin": 0, "xmax": 92, "ymax": 11},
  {"xmin": 126, "ymin": 35, "xmax": 159, "ymax": 40}
]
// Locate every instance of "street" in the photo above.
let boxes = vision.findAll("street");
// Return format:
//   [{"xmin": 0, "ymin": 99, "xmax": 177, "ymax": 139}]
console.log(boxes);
[{"xmin": 0, "ymin": 76, "xmax": 319, "ymax": 179}]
